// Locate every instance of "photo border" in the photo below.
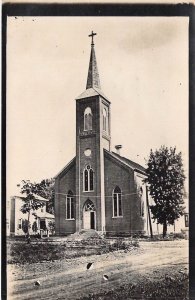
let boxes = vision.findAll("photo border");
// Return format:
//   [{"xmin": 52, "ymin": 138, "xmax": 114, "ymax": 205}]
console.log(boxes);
[{"xmin": 2, "ymin": 3, "xmax": 195, "ymax": 299}]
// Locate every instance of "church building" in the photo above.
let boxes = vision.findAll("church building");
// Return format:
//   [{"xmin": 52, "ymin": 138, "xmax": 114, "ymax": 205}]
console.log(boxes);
[{"xmin": 54, "ymin": 32, "xmax": 151, "ymax": 236}]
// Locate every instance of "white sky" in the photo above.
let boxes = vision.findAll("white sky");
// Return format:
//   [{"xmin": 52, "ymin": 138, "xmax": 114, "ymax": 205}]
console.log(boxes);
[{"xmin": 7, "ymin": 16, "xmax": 189, "ymax": 197}]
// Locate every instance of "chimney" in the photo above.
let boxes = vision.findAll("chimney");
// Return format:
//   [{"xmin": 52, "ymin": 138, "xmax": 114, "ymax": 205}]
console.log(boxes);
[{"xmin": 115, "ymin": 145, "xmax": 122, "ymax": 155}]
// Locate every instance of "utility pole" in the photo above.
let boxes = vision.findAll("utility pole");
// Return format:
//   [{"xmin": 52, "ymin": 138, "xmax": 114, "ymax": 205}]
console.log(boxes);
[{"xmin": 146, "ymin": 185, "xmax": 153, "ymax": 238}]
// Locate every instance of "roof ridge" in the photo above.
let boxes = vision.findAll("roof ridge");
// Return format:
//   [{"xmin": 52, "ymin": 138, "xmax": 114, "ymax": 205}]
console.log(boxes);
[
  {"xmin": 12, "ymin": 193, "xmax": 49, "ymax": 202},
  {"xmin": 108, "ymin": 150, "xmax": 146, "ymax": 173},
  {"xmin": 54, "ymin": 157, "xmax": 76, "ymax": 178},
  {"xmin": 106, "ymin": 150, "xmax": 133, "ymax": 170}
]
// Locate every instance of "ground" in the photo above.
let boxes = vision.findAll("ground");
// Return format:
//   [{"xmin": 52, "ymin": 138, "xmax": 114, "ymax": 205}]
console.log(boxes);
[{"xmin": 8, "ymin": 240, "xmax": 188, "ymax": 300}]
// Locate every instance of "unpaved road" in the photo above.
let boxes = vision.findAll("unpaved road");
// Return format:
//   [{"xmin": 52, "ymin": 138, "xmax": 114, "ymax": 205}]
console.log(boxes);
[{"xmin": 8, "ymin": 240, "xmax": 188, "ymax": 300}]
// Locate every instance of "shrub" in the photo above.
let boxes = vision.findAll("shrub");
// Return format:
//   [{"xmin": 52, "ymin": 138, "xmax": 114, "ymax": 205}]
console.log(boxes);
[
  {"xmin": 48, "ymin": 221, "xmax": 55, "ymax": 235},
  {"xmin": 109, "ymin": 238, "xmax": 139, "ymax": 252},
  {"xmin": 32, "ymin": 221, "xmax": 38, "ymax": 234},
  {"xmin": 149, "ymin": 232, "xmax": 187, "ymax": 241},
  {"xmin": 174, "ymin": 232, "xmax": 187, "ymax": 239},
  {"xmin": 22, "ymin": 219, "xmax": 31, "ymax": 236}
]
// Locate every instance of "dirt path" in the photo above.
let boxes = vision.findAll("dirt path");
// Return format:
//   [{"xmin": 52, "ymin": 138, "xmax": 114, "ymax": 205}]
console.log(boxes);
[{"xmin": 8, "ymin": 240, "xmax": 188, "ymax": 300}]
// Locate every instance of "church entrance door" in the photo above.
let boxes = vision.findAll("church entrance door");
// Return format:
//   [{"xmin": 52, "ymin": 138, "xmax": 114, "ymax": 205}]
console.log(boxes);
[
  {"xmin": 83, "ymin": 211, "xmax": 91, "ymax": 229},
  {"xmin": 90, "ymin": 211, "xmax": 95, "ymax": 229},
  {"xmin": 83, "ymin": 200, "xmax": 96, "ymax": 230}
]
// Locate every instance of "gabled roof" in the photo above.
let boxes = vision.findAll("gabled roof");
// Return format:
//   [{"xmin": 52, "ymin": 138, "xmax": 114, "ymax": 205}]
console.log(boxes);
[
  {"xmin": 104, "ymin": 149, "xmax": 146, "ymax": 175},
  {"xmin": 54, "ymin": 157, "xmax": 76, "ymax": 179},
  {"xmin": 36, "ymin": 211, "xmax": 55, "ymax": 219},
  {"xmin": 13, "ymin": 192, "xmax": 48, "ymax": 202}
]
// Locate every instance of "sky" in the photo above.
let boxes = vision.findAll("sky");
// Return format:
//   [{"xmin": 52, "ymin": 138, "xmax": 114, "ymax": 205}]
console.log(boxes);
[{"xmin": 7, "ymin": 16, "xmax": 189, "ymax": 198}]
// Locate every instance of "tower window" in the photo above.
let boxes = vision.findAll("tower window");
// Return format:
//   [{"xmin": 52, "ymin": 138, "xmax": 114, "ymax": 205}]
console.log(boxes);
[
  {"xmin": 103, "ymin": 108, "xmax": 108, "ymax": 132},
  {"xmin": 83, "ymin": 165, "xmax": 94, "ymax": 191},
  {"xmin": 66, "ymin": 191, "xmax": 74, "ymax": 219},
  {"xmin": 84, "ymin": 107, "xmax": 92, "ymax": 131},
  {"xmin": 113, "ymin": 186, "xmax": 122, "ymax": 217}
]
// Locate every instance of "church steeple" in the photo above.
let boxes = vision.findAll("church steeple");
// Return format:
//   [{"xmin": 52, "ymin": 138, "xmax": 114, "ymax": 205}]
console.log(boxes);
[
  {"xmin": 75, "ymin": 32, "xmax": 111, "ymax": 233},
  {"xmin": 86, "ymin": 31, "xmax": 101, "ymax": 90}
]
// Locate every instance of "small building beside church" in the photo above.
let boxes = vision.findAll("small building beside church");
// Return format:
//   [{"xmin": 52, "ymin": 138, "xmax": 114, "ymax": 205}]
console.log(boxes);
[
  {"xmin": 9, "ymin": 193, "xmax": 54, "ymax": 236},
  {"xmin": 54, "ymin": 32, "xmax": 152, "ymax": 237}
]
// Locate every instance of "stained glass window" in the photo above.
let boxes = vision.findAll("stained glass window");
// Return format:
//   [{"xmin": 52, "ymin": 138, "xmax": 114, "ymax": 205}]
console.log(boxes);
[
  {"xmin": 113, "ymin": 186, "xmax": 122, "ymax": 217},
  {"xmin": 66, "ymin": 191, "xmax": 74, "ymax": 219}
]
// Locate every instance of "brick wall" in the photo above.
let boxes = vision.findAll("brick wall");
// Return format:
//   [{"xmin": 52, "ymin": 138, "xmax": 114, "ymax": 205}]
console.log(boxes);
[
  {"xmin": 75, "ymin": 96, "xmax": 102, "ymax": 231},
  {"xmin": 104, "ymin": 153, "xmax": 145, "ymax": 235},
  {"xmin": 55, "ymin": 163, "xmax": 76, "ymax": 235}
]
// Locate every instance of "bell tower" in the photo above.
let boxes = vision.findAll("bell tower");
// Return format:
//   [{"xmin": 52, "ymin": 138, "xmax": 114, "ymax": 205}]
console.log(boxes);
[{"xmin": 75, "ymin": 32, "xmax": 111, "ymax": 232}]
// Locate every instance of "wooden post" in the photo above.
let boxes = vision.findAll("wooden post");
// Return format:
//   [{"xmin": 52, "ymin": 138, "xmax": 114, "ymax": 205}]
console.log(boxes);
[{"xmin": 146, "ymin": 186, "xmax": 153, "ymax": 238}]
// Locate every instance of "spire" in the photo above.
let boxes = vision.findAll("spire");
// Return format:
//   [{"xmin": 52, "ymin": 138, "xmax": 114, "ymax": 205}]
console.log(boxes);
[{"xmin": 86, "ymin": 31, "xmax": 101, "ymax": 90}]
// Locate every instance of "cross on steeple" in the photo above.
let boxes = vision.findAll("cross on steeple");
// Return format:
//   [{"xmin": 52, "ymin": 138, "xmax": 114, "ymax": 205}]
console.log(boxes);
[{"xmin": 88, "ymin": 31, "xmax": 97, "ymax": 46}]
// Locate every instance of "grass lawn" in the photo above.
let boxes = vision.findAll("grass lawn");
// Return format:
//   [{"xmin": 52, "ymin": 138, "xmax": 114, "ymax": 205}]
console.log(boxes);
[
  {"xmin": 7, "ymin": 239, "xmax": 188, "ymax": 300},
  {"xmin": 7, "ymin": 237, "xmax": 139, "ymax": 264},
  {"xmin": 7, "ymin": 241, "xmax": 101, "ymax": 264},
  {"xmin": 80, "ymin": 273, "xmax": 189, "ymax": 300}
]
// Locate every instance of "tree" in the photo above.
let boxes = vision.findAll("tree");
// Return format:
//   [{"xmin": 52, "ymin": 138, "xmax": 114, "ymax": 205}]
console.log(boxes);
[
  {"xmin": 35, "ymin": 179, "xmax": 55, "ymax": 214},
  {"xmin": 22, "ymin": 219, "xmax": 31, "ymax": 236},
  {"xmin": 20, "ymin": 178, "xmax": 55, "ymax": 238},
  {"xmin": 20, "ymin": 180, "xmax": 46, "ymax": 237},
  {"xmin": 145, "ymin": 146, "xmax": 185, "ymax": 237}
]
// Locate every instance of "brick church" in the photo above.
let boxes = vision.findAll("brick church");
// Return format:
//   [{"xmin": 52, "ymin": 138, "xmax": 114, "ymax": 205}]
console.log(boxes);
[{"xmin": 54, "ymin": 32, "xmax": 152, "ymax": 236}]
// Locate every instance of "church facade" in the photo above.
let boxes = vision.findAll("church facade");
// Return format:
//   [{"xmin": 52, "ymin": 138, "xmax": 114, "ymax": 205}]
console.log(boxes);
[{"xmin": 54, "ymin": 33, "xmax": 151, "ymax": 236}]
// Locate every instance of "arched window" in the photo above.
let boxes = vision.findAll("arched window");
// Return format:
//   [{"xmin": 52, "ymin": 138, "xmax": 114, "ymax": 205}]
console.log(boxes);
[
  {"xmin": 66, "ymin": 190, "xmax": 74, "ymax": 219},
  {"xmin": 113, "ymin": 186, "xmax": 122, "ymax": 217},
  {"xmin": 84, "ymin": 107, "xmax": 92, "ymax": 131},
  {"xmin": 103, "ymin": 108, "xmax": 108, "ymax": 132},
  {"xmin": 84, "ymin": 199, "xmax": 95, "ymax": 211},
  {"xmin": 83, "ymin": 165, "xmax": 94, "ymax": 191}
]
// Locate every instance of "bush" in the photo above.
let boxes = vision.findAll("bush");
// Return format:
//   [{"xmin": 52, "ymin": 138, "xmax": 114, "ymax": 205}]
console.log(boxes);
[
  {"xmin": 32, "ymin": 221, "xmax": 38, "ymax": 234},
  {"xmin": 109, "ymin": 238, "xmax": 139, "ymax": 252},
  {"xmin": 174, "ymin": 231, "xmax": 187, "ymax": 239},
  {"xmin": 48, "ymin": 221, "xmax": 55, "ymax": 235},
  {"xmin": 22, "ymin": 219, "xmax": 31, "ymax": 236}
]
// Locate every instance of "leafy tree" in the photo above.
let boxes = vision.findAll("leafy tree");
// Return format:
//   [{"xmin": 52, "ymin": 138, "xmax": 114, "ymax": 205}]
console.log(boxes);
[
  {"xmin": 22, "ymin": 219, "xmax": 31, "ymax": 236},
  {"xmin": 35, "ymin": 179, "xmax": 55, "ymax": 214},
  {"xmin": 20, "ymin": 178, "xmax": 55, "ymax": 238},
  {"xmin": 20, "ymin": 180, "xmax": 46, "ymax": 237},
  {"xmin": 32, "ymin": 221, "xmax": 38, "ymax": 234},
  {"xmin": 145, "ymin": 146, "xmax": 185, "ymax": 237}
]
